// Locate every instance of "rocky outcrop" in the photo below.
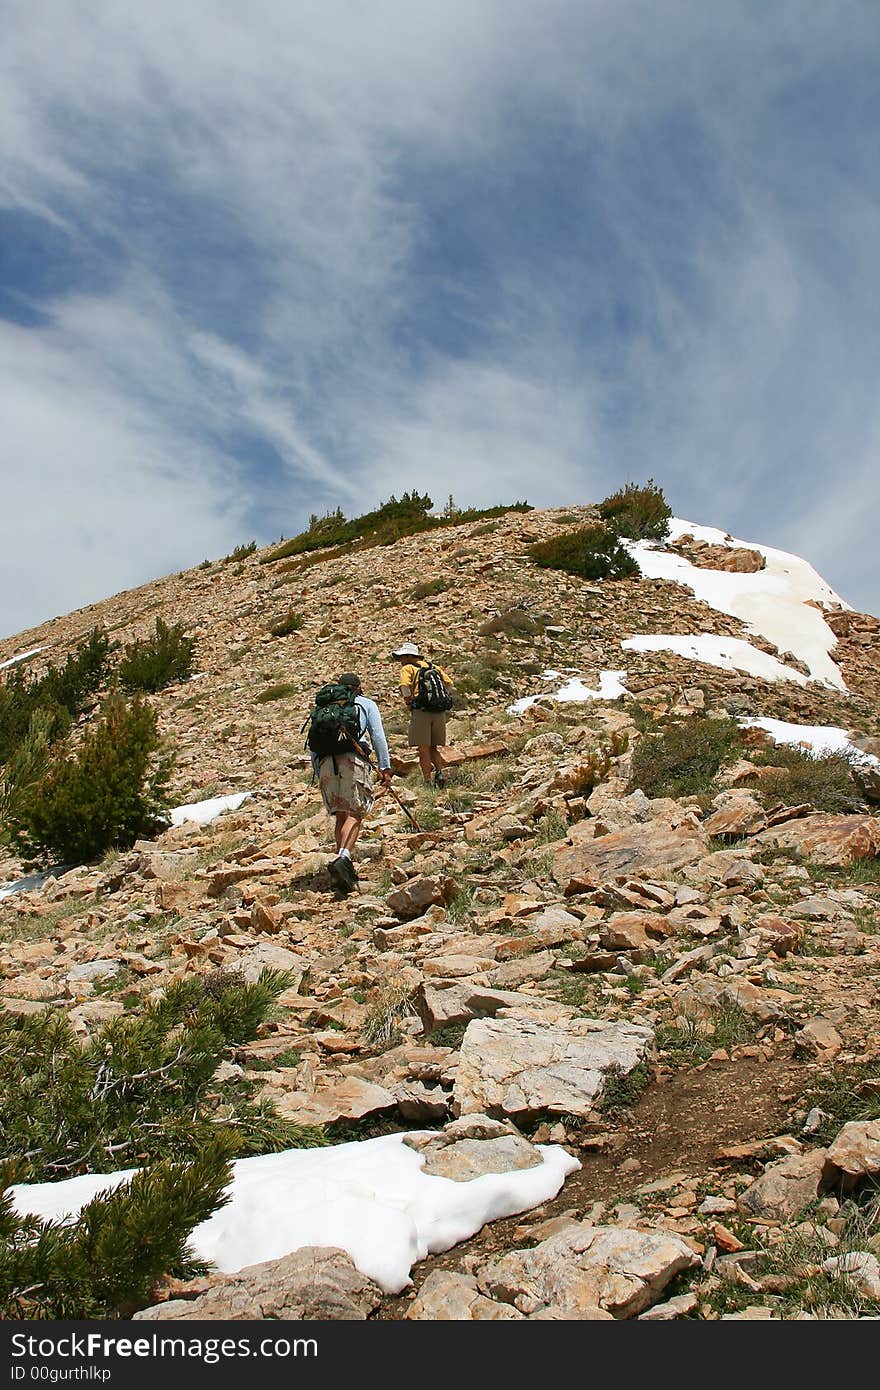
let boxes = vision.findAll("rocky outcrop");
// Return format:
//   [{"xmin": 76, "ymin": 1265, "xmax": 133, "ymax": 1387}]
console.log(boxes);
[
  {"xmin": 453, "ymin": 1016, "xmax": 655, "ymax": 1121},
  {"xmin": 134, "ymin": 1247, "xmax": 382, "ymax": 1320}
]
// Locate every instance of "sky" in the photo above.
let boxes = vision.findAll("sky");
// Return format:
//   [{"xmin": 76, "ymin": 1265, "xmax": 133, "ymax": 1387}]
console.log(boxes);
[
  {"xmin": 11, "ymin": 1131, "xmax": 579, "ymax": 1296},
  {"xmin": 2, "ymin": 1, "xmax": 879, "ymax": 641}
]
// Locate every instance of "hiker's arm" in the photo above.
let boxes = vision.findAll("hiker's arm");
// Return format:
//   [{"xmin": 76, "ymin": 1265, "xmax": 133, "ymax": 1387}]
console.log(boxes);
[
  {"xmin": 399, "ymin": 665, "xmax": 415, "ymax": 706},
  {"xmin": 363, "ymin": 701, "xmax": 391, "ymax": 773}
]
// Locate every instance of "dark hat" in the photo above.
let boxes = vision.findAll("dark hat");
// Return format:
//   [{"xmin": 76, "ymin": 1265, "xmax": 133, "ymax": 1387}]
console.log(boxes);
[{"xmin": 338, "ymin": 672, "xmax": 361, "ymax": 689}]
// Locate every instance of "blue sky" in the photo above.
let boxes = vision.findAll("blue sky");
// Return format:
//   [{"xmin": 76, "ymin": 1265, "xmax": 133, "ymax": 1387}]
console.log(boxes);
[{"xmin": 2, "ymin": 0, "xmax": 879, "ymax": 641}]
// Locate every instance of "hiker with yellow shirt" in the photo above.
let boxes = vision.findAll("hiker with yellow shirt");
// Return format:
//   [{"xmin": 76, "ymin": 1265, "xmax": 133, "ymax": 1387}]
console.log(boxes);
[{"xmin": 391, "ymin": 642, "xmax": 455, "ymax": 787}]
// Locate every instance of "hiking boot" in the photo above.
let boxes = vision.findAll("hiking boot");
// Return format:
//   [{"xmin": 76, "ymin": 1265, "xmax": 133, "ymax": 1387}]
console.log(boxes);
[
  {"xmin": 328, "ymin": 855, "xmax": 355, "ymax": 895},
  {"xmin": 340, "ymin": 855, "xmax": 359, "ymax": 890},
  {"xmin": 433, "ymin": 768, "xmax": 446, "ymax": 788}
]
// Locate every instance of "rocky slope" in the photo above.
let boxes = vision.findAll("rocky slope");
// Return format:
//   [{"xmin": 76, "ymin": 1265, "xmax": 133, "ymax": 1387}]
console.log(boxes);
[{"xmin": 2, "ymin": 504, "xmax": 880, "ymax": 1321}]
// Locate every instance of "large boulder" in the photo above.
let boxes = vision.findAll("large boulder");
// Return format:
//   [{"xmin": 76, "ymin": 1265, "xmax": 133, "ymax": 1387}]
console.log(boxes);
[
  {"xmin": 737, "ymin": 1149, "xmax": 829, "ymax": 1222},
  {"xmin": 553, "ymin": 815, "xmax": 708, "ymax": 893},
  {"xmin": 476, "ymin": 1222, "xmax": 699, "ymax": 1318},
  {"xmin": 751, "ymin": 814, "xmax": 880, "ymax": 866},
  {"xmin": 453, "ymin": 1015, "xmax": 655, "ymax": 1121},
  {"xmin": 134, "ymin": 1247, "xmax": 382, "ymax": 1321}
]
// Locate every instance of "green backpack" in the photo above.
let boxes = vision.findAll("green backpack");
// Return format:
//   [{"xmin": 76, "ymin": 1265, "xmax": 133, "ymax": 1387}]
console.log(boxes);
[{"xmin": 303, "ymin": 683, "xmax": 366, "ymax": 765}]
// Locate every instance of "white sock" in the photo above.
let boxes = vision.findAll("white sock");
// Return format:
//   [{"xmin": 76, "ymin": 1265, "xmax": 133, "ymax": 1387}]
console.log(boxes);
[{"xmin": 339, "ymin": 847, "xmax": 351, "ymax": 860}]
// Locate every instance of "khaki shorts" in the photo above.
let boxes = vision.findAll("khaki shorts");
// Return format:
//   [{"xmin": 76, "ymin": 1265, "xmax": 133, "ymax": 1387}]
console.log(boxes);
[
  {"xmin": 318, "ymin": 753, "xmax": 375, "ymax": 817},
  {"xmin": 408, "ymin": 709, "xmax": 448, "ymax": 747}
]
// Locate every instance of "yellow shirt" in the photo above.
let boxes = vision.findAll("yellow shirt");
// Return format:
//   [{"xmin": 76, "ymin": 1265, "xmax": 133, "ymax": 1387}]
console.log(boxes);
[{"xmin": 398, "ymin": 659, "xmax": 454, "ymax": 701}]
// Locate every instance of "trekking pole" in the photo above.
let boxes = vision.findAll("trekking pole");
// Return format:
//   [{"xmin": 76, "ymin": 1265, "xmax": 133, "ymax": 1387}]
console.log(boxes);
[{"xmin": 382, "ymin": 779, "xmax": 422, "ymax": 832}]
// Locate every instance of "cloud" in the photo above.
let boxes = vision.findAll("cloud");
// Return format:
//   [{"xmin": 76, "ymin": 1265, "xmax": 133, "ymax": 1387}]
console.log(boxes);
[{"xmin": 2, "ymin": 0, "xmax": 879, "ymax": 638}]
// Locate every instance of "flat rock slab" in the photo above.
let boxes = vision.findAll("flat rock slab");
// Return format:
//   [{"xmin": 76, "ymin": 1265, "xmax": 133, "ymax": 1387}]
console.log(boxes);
[
  {"xmin": 553, "ymin": 817, "xmax": 708, "ymax": 892},
  {"xmin": 476, "ymin": 1222, "xmax": 699, "ymax": 1318},
  {"xmin": 737, "ymin": 1149, "xmax": 829, "ymax": 1222},
  {"xmin": 453, "ymin": 1016, "xmax": 655, "ymax": 1121},
  {"xmin": 825, "ymin": 1120, "xmax": 880, "ymax": 1182},
  {"xmin": 415, "ymin": 1134, "xmax": 543, "ymax": 1182},
  {"xmin": 134, "ymin": 1246, "xmax": 382, "ymax": 1321},
  {"xmin": 263, "ymin": 1077, "xmax": 397, "ymax": 1127},
  {"xmin": 751, "ymin": 814, "xmax": 880, "ymax": 866}
]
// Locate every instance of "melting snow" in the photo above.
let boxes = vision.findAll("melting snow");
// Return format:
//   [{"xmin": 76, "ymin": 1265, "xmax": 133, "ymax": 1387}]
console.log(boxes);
[
  {"xmin": 10, "ymin": 1134, "xmax": 580, "ymax": 1296},
  {"xmin": 628, "ymin": 518, "xmax": 849, "ymax": 690},
  {"xmin": 0, "ymin": 646, "xmax": 43, "ymax": 671},
  {"xmin": 508, "ymin": 670, "xmax": 629, "ymax": 714},
  {"xmin": 621, "ymin": 633, "xmax": 809, "ymax": 685},
  {"xmin": 167, "ymin": 791, "xmax": 253, "ymax": 826},
  {"xmin": 739, "ymin": 717, "xmax": 880, "ymax": 766}
]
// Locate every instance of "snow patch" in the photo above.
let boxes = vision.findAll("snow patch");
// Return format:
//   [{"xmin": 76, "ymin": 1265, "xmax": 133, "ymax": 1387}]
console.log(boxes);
[
  {"xmin": 10, "ymin": 1134, "xmax": 580, "ymax": 1296},
  {"xmin": 0, "ymin": 647, "xmax": 44, "ymax": 671},
  {"xmin": 628, "ymin": 518, "xmax": 848, "ymax": 690},
  {"xmin": 621, "ymin": 634, "xmax": 809, "ymax": 686},
  {"xmin": 508, "ymin": 670, "xmax": 629, "ymax": 714},
  {"xmin": 168, "ymin": 791, "xmax": 253, "ymax": 826},
  {"xmin": 739, "ymin": 717, "xmax": 880, "ymax": 767}
]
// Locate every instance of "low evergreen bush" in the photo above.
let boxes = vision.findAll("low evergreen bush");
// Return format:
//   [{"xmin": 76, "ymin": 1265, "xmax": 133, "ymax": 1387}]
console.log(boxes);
[
  {"xmin": 0, "ymin": 969, "xmax": 324, "ymax": 1317},
  {"xmin": 478, "ymin": 608, "xmax": 541, "ymax": 637},
  {"xmin": 751, "ymin": 744, "xmax": 865, "ymax": 813},
  {"xmin": 0, "ymin": 1141, "xmax": 234, "ymax": 1319},
  {"xmin": 4, "ymin": 691, "xmax": 174, "ymax": 864},
  {"xmin": 255, "ymin": 682, "xmax": 298, "ymax": 703},
  {"xmin": 0, "ymin": 627, "xmax": 111, "ymax": 766},
  {"xmin": 598, "ymin": 477, "xmax": 672, "ymax": 541},
  {"xmin": 628, "ymin": 715, "xmax": 742, "ymax": 798},
  {"xmin": 268, "ymin": 608, "xmax": 304, "ymax": 637},
  {"xmin": 530, "ymin": 523, "xmax": 639, "ymax": 580},
  {"xmin": 262, "ymin": 495, "xmax": 531, "ymax": 564},
  {"xmin": 117, "ymin": 617, "xmax": 195, "ymax": 692},
  {"xmin": 411, "ymin": 578, "xmax": 450, "ymax": 600},
  {"xmin": 223, "ymin": 540, "xmax": 257, "ymax": 563}
]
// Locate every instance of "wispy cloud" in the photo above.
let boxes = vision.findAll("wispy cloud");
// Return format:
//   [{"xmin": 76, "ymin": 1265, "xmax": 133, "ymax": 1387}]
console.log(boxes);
[{"xmin": 2, "ymin": 0, "xmax": 879, "ymax": 638}]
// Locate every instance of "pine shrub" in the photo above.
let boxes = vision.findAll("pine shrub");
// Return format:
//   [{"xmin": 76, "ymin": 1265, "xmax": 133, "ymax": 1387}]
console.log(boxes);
[
  {"xmin": 268, "ymin": 607, "xmax": 305, "ymax": 637},
  {"xmin": 4, "ymin": 691, "xmax": 174, "ymax": 864},
  {"xmin": 628, "ymin": 715, "xmax": 742, "ymax": 798},
  {"xmin": 223, "ymin": 540, "xmax": 257, "ymax": 563},
  {"xmin": 0, "ymin": 969, "xmax": 318, "ymax": 1184},
  {"xmin": 0, "ymin": 626, "xmax": 111, "ymax": 766},
  {"xmin": 530, "ymin": 524, "xmax": 639, "ymax": 580},
  {"xmin": 751, "ymin": 745, "xmax": 865, "ymax": 813},
  {"xmin": 0, "ymin": 969, "xmax": 325, "ymax": 1317},
  {"xmin": 117, "ymin": 617, "xmax": 195, "ymax": 692},
  {"xmin": 0, "ymin": 1141, "xmax": 233, "ymax": 1319},
  {"xmin": 42, "ymin": 626, "xmax": 113, "ymax": 713},
  {"xmin": 598, "ymin": 477, "xmax": 672, "ymax": 541}
]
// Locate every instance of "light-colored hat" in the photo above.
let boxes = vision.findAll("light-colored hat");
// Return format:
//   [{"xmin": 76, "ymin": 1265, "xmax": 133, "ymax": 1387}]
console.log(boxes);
[{"xmin": 391, "ymin": 641, "xmax": 420, "ymax": 658}]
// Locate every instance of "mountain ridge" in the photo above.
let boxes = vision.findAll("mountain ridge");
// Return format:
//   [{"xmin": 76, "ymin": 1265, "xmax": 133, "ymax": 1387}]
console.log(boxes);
[{"xmin": 3, "ymin": 502, "xmax": 880, "ymax": 1321}]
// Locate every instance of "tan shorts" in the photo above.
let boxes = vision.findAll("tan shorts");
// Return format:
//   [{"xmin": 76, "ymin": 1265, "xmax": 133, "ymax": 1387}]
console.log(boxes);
[
  {"xmin": 408, "ymin": 709, "xmax": 448, "ymax": 747},
  {"xmin": 318, "ymin": 753, "xmax": 375, "ymax": 817}
]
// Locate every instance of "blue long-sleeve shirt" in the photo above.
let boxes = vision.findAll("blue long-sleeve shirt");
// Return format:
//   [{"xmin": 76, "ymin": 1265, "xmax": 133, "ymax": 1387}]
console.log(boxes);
[{"xmin": 310, "ymin": 693, "xmax": 391, "ymax": 775}]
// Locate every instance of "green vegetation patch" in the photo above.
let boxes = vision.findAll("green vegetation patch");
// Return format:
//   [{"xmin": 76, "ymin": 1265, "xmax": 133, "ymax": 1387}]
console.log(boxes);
[
  {"xmin": 2, "ymin": 691, "xmax": 174, "ymax": 865},
  {"xmin": 628, "ymin": 714, "xmax": 742, "ymax": 798},
  {"xmin": 749, "ymin": 743, "xmax": 866, "ymax": 813},
  {"xmin": 530, "ymin": 523, "xmax": 639, "ymax": 581},
  {"xmin": 255, "ymin": 682, "xmax": 298, "ymax": 703},
  {"xmin": 262, "ymin": 493, "xmax": 531, "ymax": 564},
  {"xmin": 0, "ymin": 968, "xmax": 325, "ymax": 1318},
  {"xmin": 268, "ymin": 608, "xmax": 305, "ymax": 637},
  {"xmin": 118, "ymin": 616, "xmax": 196, "ymax": 693},
  {"xmin": 597, "ymin": 477, "xmax": 672, "ymax": 542}
]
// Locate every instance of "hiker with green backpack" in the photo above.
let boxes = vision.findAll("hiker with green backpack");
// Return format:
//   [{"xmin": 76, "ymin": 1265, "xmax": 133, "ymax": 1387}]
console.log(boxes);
[
  {"xmin": 302, "ymin": 672, "xmax": 392, "ymax": 894},
  {"xmin": 391, "ymin": 641, "xmax": 455, "ymax": 787}
]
